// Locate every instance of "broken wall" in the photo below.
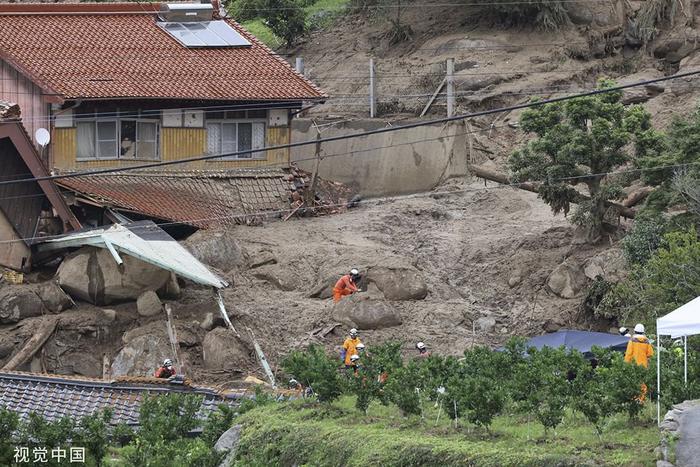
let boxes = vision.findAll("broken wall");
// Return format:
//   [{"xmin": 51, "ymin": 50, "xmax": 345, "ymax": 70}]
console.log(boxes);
[{"xmin": 291, "ymin": 119, "xmax": 469, "ymax": 197}]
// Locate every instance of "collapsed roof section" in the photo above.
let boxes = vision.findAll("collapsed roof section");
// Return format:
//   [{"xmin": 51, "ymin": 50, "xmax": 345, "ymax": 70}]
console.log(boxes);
[
  {"xmin": 37, "ymin": 220, "xmax": 227, "ymax": 289},
  {"xmin": 57, "ymin": 168, "xmax": 298, "ymax": 229}
]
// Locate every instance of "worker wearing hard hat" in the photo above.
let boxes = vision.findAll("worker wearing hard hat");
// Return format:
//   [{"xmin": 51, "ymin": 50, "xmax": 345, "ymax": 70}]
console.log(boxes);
[
  {"xmin": 624, "ymin": 323, "xmax": 654, "ymax": 403},
  {"xmin": 624, "ymin": 324, "xmax": 654, "ymax": 368},
  {"xmin": 619, "ymin": 327, "xmax": 631, "ymax": 338},
  {"xmin": 333, "ymin": 268, "xmax": 361, "ymax": 302},
  {"xmin": 416, "ymin": 342, "xmax": 431, "ymax": 358},
  {"xmin": 341, "ymin": 328, "xmax": 363, "ymax": 369}
]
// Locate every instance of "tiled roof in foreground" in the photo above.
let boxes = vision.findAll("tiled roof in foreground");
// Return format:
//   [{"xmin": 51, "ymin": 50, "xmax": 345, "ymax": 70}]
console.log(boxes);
[{"xmin": 0, "ymin": 371, "xmax": 242, "ymax": 426}]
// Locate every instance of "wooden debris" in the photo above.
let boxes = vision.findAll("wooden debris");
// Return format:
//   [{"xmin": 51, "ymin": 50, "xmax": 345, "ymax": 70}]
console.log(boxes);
[
  {"xmin": 468, "ymin": 164, "xmax": 636, "ymax": 219},
  {"xmin": 3, "ymin": 318, "xmax": 57, "ymax": 371}
]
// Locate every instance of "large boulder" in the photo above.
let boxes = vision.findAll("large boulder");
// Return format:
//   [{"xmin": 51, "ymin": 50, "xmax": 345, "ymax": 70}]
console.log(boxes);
[
  {"xmin": 32, "ymin": 281, "xmax": 74, "ymax": 313},
  {"xmin": 0, "ymin": 287, "xmax": 45, "ymax": 324},
  {"xmin": 547, "ymin": 259, "xmax": 587, "ymax": 299},
  {"xmin": 216, "ymin": 425, "xmax": 243, "ymax": 467},
  {"xmin": 583, "ymin": 248, "xmax": 627, "ymax": 282},
  {"xmin": 111, "ymin": 323, "xmax": 171, "ymax": 377},
  {"xmin": 366, "ymin": 266, "xmax": 428, "ymax": 300},
  {"xmin": 251, "ymin": 264, "xmax": 299, "ymax": 291},
  {"xmin": 136, "ymin": 290, "xmax": 162, "ymax": 317},
  {"xmin": 184, "ymin": 230, "xmax": 248, "ymax": 272},
  {"xmin": 202, "ymin": 328, "xmax": 251, "ymax": 371},
  {"xmin": 332, "ymin": 295, "xmax": 402, "ymax": 330},
  {"xmin": 57, "ymin": 247, "xmax": 171, "ymax": 305}
]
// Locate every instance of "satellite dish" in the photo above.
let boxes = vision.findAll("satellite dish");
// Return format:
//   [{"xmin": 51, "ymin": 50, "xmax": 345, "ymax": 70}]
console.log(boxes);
[{"xmin": 35, "ymin": 128, "xmax": 50, "ymax": 147}]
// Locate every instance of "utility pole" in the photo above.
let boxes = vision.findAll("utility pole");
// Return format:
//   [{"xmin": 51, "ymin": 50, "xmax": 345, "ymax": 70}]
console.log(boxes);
[
  {"xmin": 369, "ymin": 58, "xmax": 376, "ymax": 118},
  {"xmin": 446, "ymin": 58, "xmax": 455, "ymax": 117}
]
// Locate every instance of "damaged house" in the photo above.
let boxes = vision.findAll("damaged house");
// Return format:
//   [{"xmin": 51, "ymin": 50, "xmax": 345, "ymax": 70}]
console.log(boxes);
[
  {"xmin": 0, "ymin": 101, "xmax": 80, "ymax": 271},
  {"xmin": 0, "ymin": 1, "xmax": 327, "ymax": 229}
]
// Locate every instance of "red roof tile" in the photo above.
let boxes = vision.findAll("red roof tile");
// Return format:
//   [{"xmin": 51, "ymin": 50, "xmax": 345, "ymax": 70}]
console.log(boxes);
[
  {"xmin": 0, "ymin": 3, "xmax": 326, "ymax": 101},
  {"xmin": 57, "ymin": 169, "xmax": 294, "ymax": 228}
]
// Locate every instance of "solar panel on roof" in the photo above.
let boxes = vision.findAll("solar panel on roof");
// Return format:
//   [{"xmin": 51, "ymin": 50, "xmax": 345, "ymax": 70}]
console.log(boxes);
[{"xmin": 157, "ymin": 20, "xmax": 251, "ymax": 48}]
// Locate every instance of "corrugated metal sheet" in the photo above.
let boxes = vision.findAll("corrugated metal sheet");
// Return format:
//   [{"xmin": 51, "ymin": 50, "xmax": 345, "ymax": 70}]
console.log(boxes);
[{"xmin": 39, "ymin": 221, "xmax": 227, "ymax": 288}]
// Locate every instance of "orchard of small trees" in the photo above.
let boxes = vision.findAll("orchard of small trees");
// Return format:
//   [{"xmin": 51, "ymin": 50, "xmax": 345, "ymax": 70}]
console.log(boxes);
[{"xmin": 281, "ymin": 339, "xmax": 687, "ymax": 437}]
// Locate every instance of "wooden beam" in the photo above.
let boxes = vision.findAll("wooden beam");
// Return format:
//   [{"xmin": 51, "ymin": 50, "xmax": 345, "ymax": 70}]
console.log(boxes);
[
  {"xmin": 467, "ymin": 164, "xmax": 636, "ymax": 219},
  {"xmin": 3, "ymin": 318, "xmax": 57, "ymax": 371},
  {"xmin": 420, "ymin": 78, "xmax": 446, "ymax": 117}
]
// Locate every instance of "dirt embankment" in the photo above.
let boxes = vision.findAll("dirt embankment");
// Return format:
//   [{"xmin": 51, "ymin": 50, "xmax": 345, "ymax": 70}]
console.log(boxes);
[{"xmin": 0, "ymin": 179, "xmax": 621, "ymax": 385}]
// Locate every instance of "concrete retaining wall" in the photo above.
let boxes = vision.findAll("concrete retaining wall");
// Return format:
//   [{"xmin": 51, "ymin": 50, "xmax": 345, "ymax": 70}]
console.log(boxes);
[{"xmin": 291, "ymin": 119, "xmax": 469, "ymax": 197}]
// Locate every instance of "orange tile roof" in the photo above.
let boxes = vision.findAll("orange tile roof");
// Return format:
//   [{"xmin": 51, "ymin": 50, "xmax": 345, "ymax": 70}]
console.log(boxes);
[
  {"xmin": 57, "ymin": 169, "xmax": 294, "ymax": 228},
  {"xmin": 0, "ymin": 3, "xmax": 326, "ymax": 102}
]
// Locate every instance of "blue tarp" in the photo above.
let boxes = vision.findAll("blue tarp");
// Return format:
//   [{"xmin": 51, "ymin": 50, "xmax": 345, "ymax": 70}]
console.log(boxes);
[{"xmin": 521, "ymin": 329, "xmax": 629, "ymax": 357}]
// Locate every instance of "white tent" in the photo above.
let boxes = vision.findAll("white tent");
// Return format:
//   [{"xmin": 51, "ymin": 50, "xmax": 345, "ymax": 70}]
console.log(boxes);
[{"xmin": 656, "ymin": 296, "xmax": 700, "ymax": 424}]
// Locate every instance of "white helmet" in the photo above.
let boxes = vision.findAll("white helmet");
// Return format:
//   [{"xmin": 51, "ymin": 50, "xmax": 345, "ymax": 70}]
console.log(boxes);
[
  {"xmin": 416, "ymin": 342, "xmax": 426, "ymax": 350},
  {"xmin": 350, "ymin": 354, "xmax": 360, "ymax": 362},
  {"xmin": 350, "ymin": 328, "xmax": 358, "ymax": 337},
  {"xmin": 163, "ymin": 359, "xmax": 173, "ymax": 367},
  {"xmin": 634, "ymin": 323, "xmax": 645, "ymax": 334},
  {"xmin": 350, "ymin": 268, "xmax": 359, "ymax": 275},
  {"xmin": 356, "ymin": 343, "xmax": 365, "ymax": 351}
]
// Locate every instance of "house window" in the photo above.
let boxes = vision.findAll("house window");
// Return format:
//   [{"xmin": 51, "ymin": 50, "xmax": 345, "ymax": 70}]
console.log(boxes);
[
  {"xmin": 206, "ymin": 120, "xmax": 265, "ymax": 159},
  {"xmin": 77, "ymin": 119, "xmax": 159, "ymax": 160}
]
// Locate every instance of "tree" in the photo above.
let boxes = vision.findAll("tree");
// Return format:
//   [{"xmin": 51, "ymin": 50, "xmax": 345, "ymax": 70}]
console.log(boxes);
[
  {"xmin": 74, "ymin": 409, "xmax": 113, "ymax": 467},
  {"xmin": 509, "ymin": 80, "xmax": 650, "ymax": 242},
  {"xmin": 260, "ymin": 0, "xmax": 308, "ymax": 47},
  {"xmin": 0, "ymin": 408, "xmax": 18, "ymax": 466},
  {"xmin": 282, "ymin": 345, "xmax": 343, "ymax": 403},
  {"xmin": 598, "ymin": 228, "xmax": 700, "ymax": 324}
]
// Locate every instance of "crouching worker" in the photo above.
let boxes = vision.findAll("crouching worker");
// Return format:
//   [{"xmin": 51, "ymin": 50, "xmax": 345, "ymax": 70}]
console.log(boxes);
[
  {"xmin": 333, "ymin": 268, "xmax": 361, "ymax": 302},
  {"xmin": 155, "ymin": 359, "xmax": 176, "ymax": 379}
]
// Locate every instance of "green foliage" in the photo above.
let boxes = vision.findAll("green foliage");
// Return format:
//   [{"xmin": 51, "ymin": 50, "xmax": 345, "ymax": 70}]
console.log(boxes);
[
  {"xmin": 581, "ymin": 276, "xmax": 613, "ymax": 316},
  {"xmin": 599, "ymin": 228, "xmax": 700, "ymax": 324},
  {"xmin": 384, "ymin": 360, "xmax": 422, "ymax": 416},
  {"xmin": 239, "ymin": 385, "xmax": 276, "ymax": 414},
  {"xmin": 571, "ymin": 363, "xmax": 617, "ymax": 437},
  {"xmin": 201, "ymin": 404, "xmax": 237, "ymax": 447},
  {"xmin": 74, "ymin": 409, "xmax": 113, "ymax": 467},
  {"xmin": 467, "ymin": 0, "xmax": 570, "ymax": 30},
  {"xmin": 520, "ymin": 347, "xmax": 587, "ymax": 434},
  {"xmin": 509, "ymin": 80, "xmax": 649, "ymax": 242},
  {"xmin": 282, "ymin": 345, "xmax": 344, "ymax": 403},
  {"xmin": 230, "ymin": 0, "xmax": 308, "ymax": 46},
  {"xmin": 621, "ymin": 211, "xmax": 667, "ymax": 265},
  {"xmin": 123, "ymin": 394, "xmax": 218, "ymax": 467},
  {"xmin": 606, "ymin": 354, "xmax": 650, "ymax": 420},
  {"xmin": 651, "ymin": 338, "xmax": 700, "ymax": 410},
  {"xmin": 0, "ymin": 408, "xmax": 18, "ymax": 467}
]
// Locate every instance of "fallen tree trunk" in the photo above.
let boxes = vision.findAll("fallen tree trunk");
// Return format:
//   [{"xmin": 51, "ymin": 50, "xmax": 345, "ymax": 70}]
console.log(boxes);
[
  {"xmin": 468, "ymin": 165, "xmax": 636, "ymax": 219},
  {"xmin": 3, "ymin": 318, "xmax": 57, "ymax": 370},
  {"xmin": 622, "ymin": 186, "xmax": 654, "ymax": 207}
]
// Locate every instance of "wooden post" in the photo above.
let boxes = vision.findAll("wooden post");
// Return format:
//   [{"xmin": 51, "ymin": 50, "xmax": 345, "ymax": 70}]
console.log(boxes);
[
  {"xmin": 295, "ymin": 57, "xmax": 304, "ymax": 75},
  {"xmin": 369, "ymin": 58, "xmax": 376, "ymax": 118},
  {"xmin": 446, "ymin": 58, "xmax": 455, "ymax": 117},
  {"xmin": 308, "ymin": 121, "xmax": 323, "ymax": 204}
]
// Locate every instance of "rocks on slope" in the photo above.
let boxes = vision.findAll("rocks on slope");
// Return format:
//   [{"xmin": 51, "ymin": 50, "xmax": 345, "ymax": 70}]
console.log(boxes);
[{"xmin": 57, "ymin": 247, "xmax": 171, "ymax": 305}]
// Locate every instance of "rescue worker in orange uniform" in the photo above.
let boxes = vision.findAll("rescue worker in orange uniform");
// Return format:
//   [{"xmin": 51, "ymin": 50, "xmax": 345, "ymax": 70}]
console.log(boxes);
[
  {"xmin": 624, "ymin": 323, "xmax": 654, "ymax": 402},
  {"xmin": 333, "ymin": 268, "xmax": 361, "ymax": 302},
  {"xmin": 154, "ymin": 359, "xmax": 176, "ymax": 379},
  {"xmin": 341, "ymin": 328, "xmax": 362, "ymax": 369}
]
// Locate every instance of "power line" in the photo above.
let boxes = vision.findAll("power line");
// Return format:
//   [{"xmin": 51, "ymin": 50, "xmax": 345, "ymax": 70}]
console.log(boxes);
[
  {"xmin": 5, "ymin": 156, "xmax": 700, "ymax": 246},
  {"xmin": 0, "ymin": 70, "xmax": 697, "ymax": 187}
]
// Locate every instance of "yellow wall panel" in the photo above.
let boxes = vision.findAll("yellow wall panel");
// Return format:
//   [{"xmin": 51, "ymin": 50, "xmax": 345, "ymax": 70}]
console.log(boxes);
[{"xmin": 51, "ymin": 125, "xmax": 290, "ymax": 171}]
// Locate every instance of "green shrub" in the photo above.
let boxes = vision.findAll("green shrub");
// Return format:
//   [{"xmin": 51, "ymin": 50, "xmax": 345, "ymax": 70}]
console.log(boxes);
[
  {"xmin": 468, "ymin": 0, "xmax": 570, "ymax": 29},
  {"xmin": 0, "ymin": 408, "xmax": 18, "ymax": 466},
  {"xmin": 621, "ymin": 211, "xmax": 667, "ymax": 265},
  {"xmin": 282, "ymin": 345, "xmax": 344, "ymax": 403}
]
